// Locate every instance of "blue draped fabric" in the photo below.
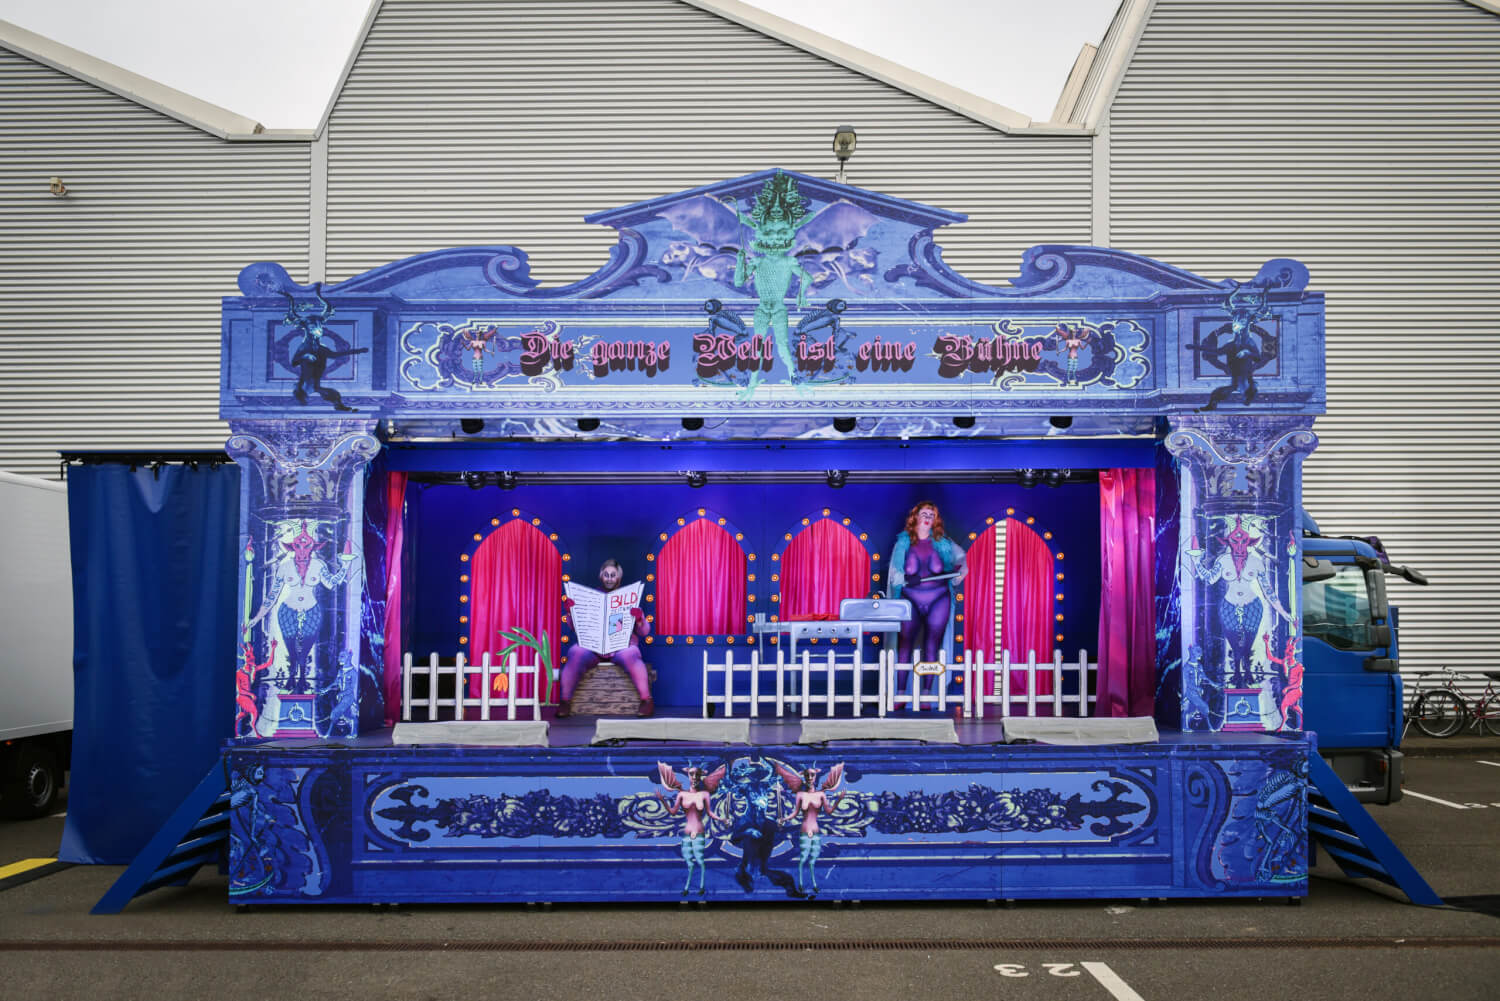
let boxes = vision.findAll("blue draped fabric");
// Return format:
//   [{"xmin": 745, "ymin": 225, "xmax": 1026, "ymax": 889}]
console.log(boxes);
[{"xmin": 58, "ymin": 462, "xmax": 240, "ymax": 864}]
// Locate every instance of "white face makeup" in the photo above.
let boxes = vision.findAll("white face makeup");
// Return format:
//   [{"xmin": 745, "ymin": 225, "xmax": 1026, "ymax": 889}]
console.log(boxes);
[{"xmin": 599, "ymin": 563, "xmax": 623, "ymax": 589}]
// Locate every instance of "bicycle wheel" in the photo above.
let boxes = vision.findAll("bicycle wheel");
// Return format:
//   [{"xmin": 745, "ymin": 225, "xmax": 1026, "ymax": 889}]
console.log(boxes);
[
  {"xmin": 1412, "ymin": 690, "xmax": 1466, "ymax": 738},
  {"xmin": 1477, "ymin": 694, "xmax": 1500, "ymax": 738}
]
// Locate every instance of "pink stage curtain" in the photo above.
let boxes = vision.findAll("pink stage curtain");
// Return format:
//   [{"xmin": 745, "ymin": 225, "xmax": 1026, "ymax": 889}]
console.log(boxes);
[
  {"xmin": 1097, "ymin": 467, "xmax": 1157, "ymax": 718},
  {"xmin": 1002, "ymin": 518, "xmax": 1054, "ymax": 696},
  {"xmin": 963, "ymin": 524, "xmax": 998, "ymax": 666},
  {"xmin": 469, "ymin": 519, "xmax": 562, "ymax": 703},
  {"xmin": 381, "ymin": 471, "xmax": 408, "ymax": 725},
  {"xmin": 657, "ymin": 518, "xmax": 746, "ymax": 634},
  {"xmin": 779, "ymin": 519, "xmax": 870, "ymax": 620}
]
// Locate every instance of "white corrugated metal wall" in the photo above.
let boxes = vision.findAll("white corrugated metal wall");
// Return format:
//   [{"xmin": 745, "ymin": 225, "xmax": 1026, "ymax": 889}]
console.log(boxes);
[
  {"xmin": 0, "ymin": 48, "xmax": 310, "ymax": 478},
  {"xmin": 1109, "ymin": 0, "xmax": 1500, "ymax": 675},
  {"xmin": 324, "ymin": 0, "xmax": 1093, "ymax": 287}
]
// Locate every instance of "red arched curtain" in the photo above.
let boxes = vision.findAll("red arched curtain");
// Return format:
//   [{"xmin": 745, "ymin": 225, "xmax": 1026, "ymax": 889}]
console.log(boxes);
[
  {"xmin": 1097, "ymin": 467, "xmax": 1156, "ymax": 717},
  {"xmin": 963, "ymin": 523, "xmax": 998, "ymax": 662},
  {"xmin": 469, "ymin": 519, "xmax": 562, "ymax": 701},
  {"xmin": 1002, "ymin": 517, "xmax": 1054, "ymax": 695},
  {"xmin": 780, "ymin": 519, "xmax": 870, "ymax": 620},
  {"xmin": 657, "ymin": 517, "xmax": 746, "ymax": 634}
]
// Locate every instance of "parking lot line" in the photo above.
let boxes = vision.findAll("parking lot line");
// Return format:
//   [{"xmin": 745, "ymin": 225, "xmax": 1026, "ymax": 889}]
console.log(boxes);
[
  {"xmin": 1403, "ymin": 790, "xmax": 1470, "ymax": 810},
  {"xmin": 0, "ymin": 858, "xmax": 56, "ymax": 880},
  {"xmin": 1082, "ymin": 961, "xmax": 1147, "ymax": 1001},
  {"xmin": 1477, "ymin": 760, "xmax": 1500, "ymax": 769}
]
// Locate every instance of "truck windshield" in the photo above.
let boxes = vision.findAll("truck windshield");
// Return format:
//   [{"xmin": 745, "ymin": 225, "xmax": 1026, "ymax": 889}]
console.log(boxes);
[{"xmin": 1303, "ymin": 565, "xmax": 1377, "ymax": 649}]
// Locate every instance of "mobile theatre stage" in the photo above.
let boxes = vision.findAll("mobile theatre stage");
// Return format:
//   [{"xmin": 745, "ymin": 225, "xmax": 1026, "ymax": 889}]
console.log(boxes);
[{"xmin": 214, "ymin": 170, "xmax": 1324, "ymax": 905}]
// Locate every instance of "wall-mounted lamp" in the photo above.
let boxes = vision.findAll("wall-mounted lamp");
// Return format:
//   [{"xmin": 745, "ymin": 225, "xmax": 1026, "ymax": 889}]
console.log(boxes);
[
  {"xmin": 832, "ymin": 125, "xmax": 857, "ymax": 185},
  {"xmin": 49, "ymin": 176, "xmax": 67, "ymax": 196},
  {"xmin": 826, "ymin": 469, "xmax": 848, "ymax": 489},
  {"xmin": 686, "ymin": 470, "xmax": 708, "ymax": 489}
]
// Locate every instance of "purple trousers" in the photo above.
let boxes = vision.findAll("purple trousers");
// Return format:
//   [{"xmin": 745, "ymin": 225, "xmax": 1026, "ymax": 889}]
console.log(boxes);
[{"xmin": 559, "ymin": 643, "xmax": 651, "ymax": 700}]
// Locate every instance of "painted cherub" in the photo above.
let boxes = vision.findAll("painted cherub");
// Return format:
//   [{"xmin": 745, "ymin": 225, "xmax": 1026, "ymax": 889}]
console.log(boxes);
[
  {"xmin": 656, "ymin": 762, "xmax": 727, "ymax": 896},
  {"xmin": 773, "ymin": 760, "xmax": 846, "ymax": 896}
]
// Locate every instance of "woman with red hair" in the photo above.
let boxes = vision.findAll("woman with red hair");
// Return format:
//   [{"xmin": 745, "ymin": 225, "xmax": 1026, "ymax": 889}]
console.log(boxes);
[{"xmin": 889, "ymin": 501, "xmax": 967, "ymax": 671}]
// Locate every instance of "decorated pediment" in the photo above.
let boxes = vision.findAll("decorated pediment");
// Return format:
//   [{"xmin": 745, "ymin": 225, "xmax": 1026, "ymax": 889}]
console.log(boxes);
[{"xmin": 223, "ymin": 170, "xmax": 1324, "ymax": 437}]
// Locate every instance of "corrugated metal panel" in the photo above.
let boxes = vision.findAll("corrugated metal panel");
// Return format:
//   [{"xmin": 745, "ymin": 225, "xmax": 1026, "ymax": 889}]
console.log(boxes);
[
  {"xmin": 0, "ymin": 48, "xmax": 310, "ymax": 479},
  {"xmin": 325, "ymin": 0, "xmax": 1093, "ymax": 288},
  {"xmin": 1109, "ymin": 0, "xmax": 1500, "ymax": 678}
]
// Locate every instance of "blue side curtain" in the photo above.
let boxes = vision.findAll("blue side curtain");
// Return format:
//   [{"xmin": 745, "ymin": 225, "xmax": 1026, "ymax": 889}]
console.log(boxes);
[{"xmin": 59, "ymin": 462, "xmax": 240, "ymax": 864}]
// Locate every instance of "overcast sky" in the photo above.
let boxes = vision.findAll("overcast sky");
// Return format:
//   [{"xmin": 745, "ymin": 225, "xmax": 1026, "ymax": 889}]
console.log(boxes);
[{"xmin": 0, "ymin": 0, "xmax": 1120, "ymax": 129}]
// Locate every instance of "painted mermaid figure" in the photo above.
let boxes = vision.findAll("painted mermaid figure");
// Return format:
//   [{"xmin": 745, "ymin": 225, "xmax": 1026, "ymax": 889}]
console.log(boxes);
[
  {"xmin": 734, "ymin": 172, "xmax": 816, "ymax": 394},
  {"xmin": 773, "ymin": 761, "xmax": 845, "ymax": 896},
  {"xmin": 656, "ymin": 762, "xmax": 726, "ymax": 896}
]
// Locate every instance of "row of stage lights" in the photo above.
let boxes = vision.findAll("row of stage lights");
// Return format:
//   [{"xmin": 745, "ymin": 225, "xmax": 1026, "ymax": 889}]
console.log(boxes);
[
  {"xmin": 457, "ymin": 415, "xmax": 1078, "ymax": 437},
  {"xmin": 463, "ymin": 468, "xmax": 1073, "ymax": 491},
  {"xmin": 456, "ymin": 507, "xmax": 1068, "ymax": 648}
]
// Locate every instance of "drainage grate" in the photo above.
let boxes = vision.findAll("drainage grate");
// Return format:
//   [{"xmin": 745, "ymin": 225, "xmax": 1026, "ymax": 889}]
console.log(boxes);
[{"xmin": 3, "ymin": 936, "xmax": 1498, "ymax": 953}]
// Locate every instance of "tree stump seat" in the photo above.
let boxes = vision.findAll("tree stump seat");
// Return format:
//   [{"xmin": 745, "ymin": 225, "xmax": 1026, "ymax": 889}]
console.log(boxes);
[{"xmin": 570, "ymin": 660, "xmax": 656, "ymax": 716}]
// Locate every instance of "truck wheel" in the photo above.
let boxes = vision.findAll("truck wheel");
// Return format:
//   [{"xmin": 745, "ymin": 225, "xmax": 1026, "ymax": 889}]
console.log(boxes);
[
  {"xmin": 1, "ymin": 745, "xmax": 62, "ymax": 819},
  {"xmin": 1478, "ymin": 695, "xmax": 1500, "ymax": 738},
  {"xmin": 1411, "ymin": 690, "xmax": 1465, "ymax": 738}
]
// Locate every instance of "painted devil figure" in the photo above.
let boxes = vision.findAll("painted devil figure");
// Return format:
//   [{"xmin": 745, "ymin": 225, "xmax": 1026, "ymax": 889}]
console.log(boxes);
[
  {"xmin": 281, "ymin": 283, "xmax": 368, "ymax": 412},
  {"xmin": 772, "ymin": 760, "xmax": 846, "ymax": 896},
  {"xmin": 732, "ymin": 172, "xmax": 818, "ymax": 393},
  {"xmin": 248, "ymin": 521, "xmax": 362, "ymax": 694},
  {"xmin": 655, "ymin": 761, "xmax": 727, "ymax": 896},
  {"xmin": 722, "ymin": 755, "xmax": 802, "ymax": 897},
  {"xmin": 1186, "ymin": 516, "xmax": 1292, "ymax": 689}
]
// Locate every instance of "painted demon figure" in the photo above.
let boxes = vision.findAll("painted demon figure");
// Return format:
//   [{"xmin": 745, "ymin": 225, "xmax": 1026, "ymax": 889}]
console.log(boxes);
[
  {"xmin": 1187, "ymin": 516, "xmax": 1291, "ymax": 688},
  {"xmin": 733, "ymin": 172, "xmax": 817, "ymax": 393},
  {"xmin": 281, "ymin": 284, "xmax": 368, "ymax": 412}
]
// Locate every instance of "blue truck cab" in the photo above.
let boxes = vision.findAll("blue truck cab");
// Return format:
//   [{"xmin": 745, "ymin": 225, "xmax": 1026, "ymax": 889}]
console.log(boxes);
[{"xmin": 1300, "ymin": 514, "xmax": 1428, "ymax": 804}]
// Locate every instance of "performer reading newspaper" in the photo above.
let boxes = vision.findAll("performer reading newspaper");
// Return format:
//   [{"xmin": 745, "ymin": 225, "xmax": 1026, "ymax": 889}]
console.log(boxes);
[{"xmin": 557, "ymin": 558, "xmax": 653, "ymax": 718}]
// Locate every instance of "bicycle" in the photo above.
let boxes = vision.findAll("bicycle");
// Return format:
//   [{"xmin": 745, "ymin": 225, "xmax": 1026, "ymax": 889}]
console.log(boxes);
[{"xmin": 1405, "ymin": 667, "xmax": 1500, "ymax": 738}]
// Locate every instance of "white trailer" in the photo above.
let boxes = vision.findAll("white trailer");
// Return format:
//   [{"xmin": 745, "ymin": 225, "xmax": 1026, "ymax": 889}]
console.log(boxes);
[{"xmin": 0, "ymin": 470, "xmax": 72, "ymax": 818}]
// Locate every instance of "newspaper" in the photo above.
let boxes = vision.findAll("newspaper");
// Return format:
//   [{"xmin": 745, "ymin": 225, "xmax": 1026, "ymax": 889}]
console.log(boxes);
[{"xmin": 564, "ymin": 580, "xmax": 644, "ymax": 655}]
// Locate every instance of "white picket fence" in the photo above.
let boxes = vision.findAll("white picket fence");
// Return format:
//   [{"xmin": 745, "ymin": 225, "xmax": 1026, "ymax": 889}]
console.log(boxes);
[
  {"xmin": 702, "ymin": 649, "xmax": 1096, "ymax": 719},
  {"xmin": 401, "ymin": 652, "xmax": 547, "ymax": 722}
]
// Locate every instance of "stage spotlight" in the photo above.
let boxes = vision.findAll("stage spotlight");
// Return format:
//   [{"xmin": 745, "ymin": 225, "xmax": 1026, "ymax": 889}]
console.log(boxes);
[
  {"xmin": 460, "ymin": 418, "xmax": 485, "ymax": 435},
  {"xmin": 686, "ymin": 470, "xmax": 708, "ymax": 488},
  {"xmin": 953, "ymin": 415, "xmax": 976, "ymax": 429},
  {"xmin": 462, "ymin": 470, "xmax": 486, "ymax": 490},
  {"xmin": 1049, "ymin": 415, "xmax": 1073, "ymax": 430},
  {"xmin": 497, "ymin": 470, "xmax": 518, "ymax": 490},
  {"xmin": 833, "ymin": 417, "xmax": 857, "ymax": 433},
  {"xmin": 577, "ymin": 417, "xmax": 600, "ymax": 432},
  {"xmin": 681, "ymin": 417, "xmax": 704, "ymax": 431},
  {"xmin": 1017, "ymin": 468, "xmax": 1039, "ymax": 489},
  {"xmin": 826, "ymin": 469, "xmax": 848, "ymax": 489}
]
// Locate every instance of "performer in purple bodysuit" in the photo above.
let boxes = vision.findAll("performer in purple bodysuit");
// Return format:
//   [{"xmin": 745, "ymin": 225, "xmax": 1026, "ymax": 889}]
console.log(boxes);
[
  {"xmin": 556, "ymin": 559, "xmax": 654, "ymax": 718},
  {"xmin": 889, "ymin": 502, "xmax": 967, "ymax": 697}
]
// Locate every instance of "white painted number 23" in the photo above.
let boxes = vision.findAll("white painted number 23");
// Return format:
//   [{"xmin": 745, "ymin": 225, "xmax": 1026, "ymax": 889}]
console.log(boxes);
[{"xmin": 993, "ymin": 963, "xmax": 1083, "ymax": 977}]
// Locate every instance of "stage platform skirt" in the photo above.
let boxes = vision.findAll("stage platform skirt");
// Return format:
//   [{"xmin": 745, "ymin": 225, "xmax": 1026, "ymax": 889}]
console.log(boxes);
[{"xmin": 224, "ymin": 717, "xmax": 1309, "ymax": 905}]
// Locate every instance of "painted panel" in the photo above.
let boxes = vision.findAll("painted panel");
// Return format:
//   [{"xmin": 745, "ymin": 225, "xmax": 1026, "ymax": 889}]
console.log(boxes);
[{"xmin": 225, "ymin": 737, "xmax": 1307, "ymax": 904}]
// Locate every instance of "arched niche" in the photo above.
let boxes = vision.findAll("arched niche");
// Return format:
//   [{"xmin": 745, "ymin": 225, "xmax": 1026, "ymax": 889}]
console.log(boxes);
[
  {"xmin": 961, "ymin": 509, "xmax": 1064, "ymax": 693},
  {"xmin": 649, "ymin": 508, "xmax": 750, "ymax": 646},
  {"xmin": 773, "ymin": 509, "xmax": 877, "ymax": 634},
  {"xmin": 460, "ymin": 508, "xmax": 570, "ymax": 699}
]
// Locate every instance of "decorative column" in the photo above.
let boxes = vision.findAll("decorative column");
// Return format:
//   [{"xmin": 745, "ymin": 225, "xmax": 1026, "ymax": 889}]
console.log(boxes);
[
  {"xmin": 227, "ymin": 419, "xmax": 381, "ymax": 740},
  {"xmin": 1165, "ymin": 415, "xmax": 1316, "ymax": 733}
]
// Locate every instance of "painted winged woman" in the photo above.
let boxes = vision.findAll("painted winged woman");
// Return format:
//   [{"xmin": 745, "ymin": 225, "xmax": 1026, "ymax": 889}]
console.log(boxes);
[
  {"xmin": 656, "ymin": 761, "xmax": 727, "ymax": 896},
  {"xmin": 772, "ymin": 760, "xmax": 846, "ymax": 896}
]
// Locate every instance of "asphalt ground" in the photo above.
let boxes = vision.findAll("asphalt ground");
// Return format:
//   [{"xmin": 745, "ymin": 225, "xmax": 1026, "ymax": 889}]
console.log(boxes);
[{"xmin": 2, "ymin": 749, "xmax": 1498, "ymax": 1001}]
